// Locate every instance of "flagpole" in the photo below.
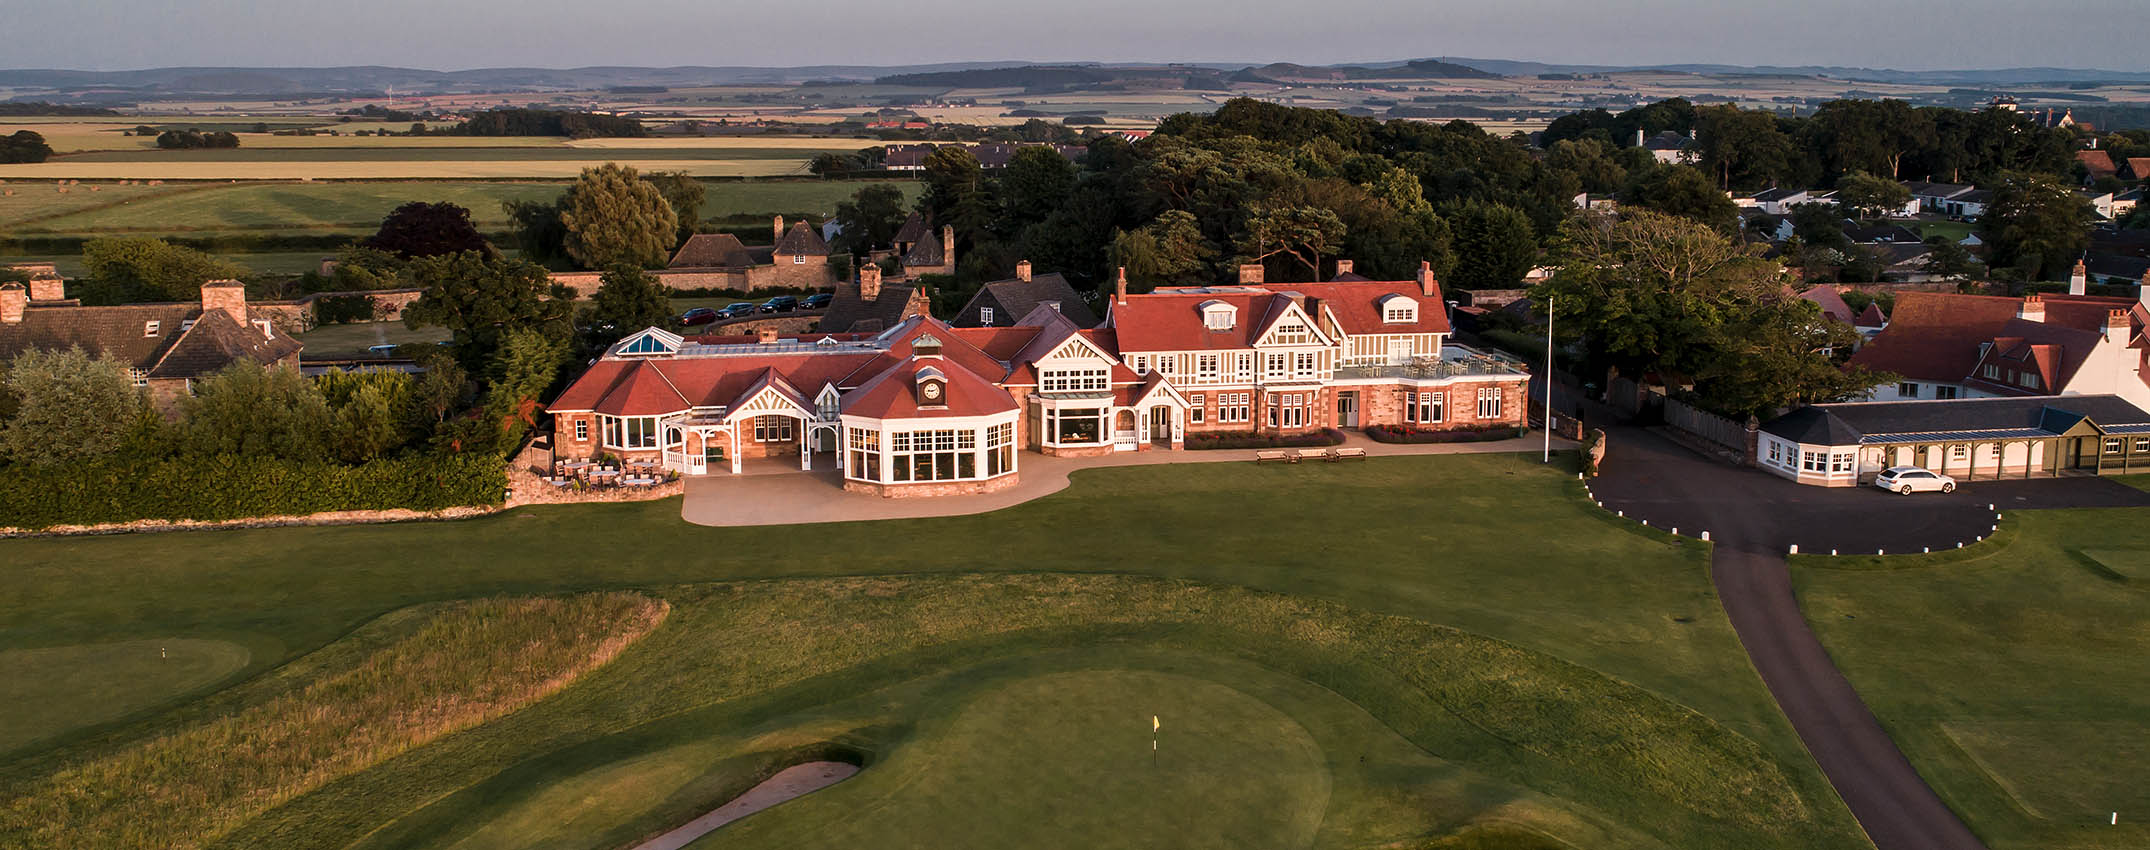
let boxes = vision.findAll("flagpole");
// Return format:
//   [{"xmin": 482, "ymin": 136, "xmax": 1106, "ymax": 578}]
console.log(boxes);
[{"xmin": 1542, "ymin": 294, "xmax": 1554, "ymax": 464}]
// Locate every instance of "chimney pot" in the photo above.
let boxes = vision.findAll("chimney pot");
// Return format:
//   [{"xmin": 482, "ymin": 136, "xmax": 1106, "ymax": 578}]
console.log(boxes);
[
  {"xmin": 1416, "ymin": 260, "xmax": 1439, "ymax": 297},
  {"xmin": 757, "ymin": 326, "xmax": 779, "ymax": 344},
  {"xmin": 1115, "ymin": 267, "xmax": 1128, "ymax": 304},
  {"xmin": 2069, "ymin": 259, "xmax": 2088, "ymax": 296},
  {"xmin": 200, "ymin": 279, "xmax": 247, "ymax": 325},
  {"xmin": 860, "ymin": 264, "xmax": 883, "ymax": 301},
  {"xmin": 1237, "ymin": 263, "xmax": 1264, "ymax": 285},
  {"xmin": 1015, "ymin": 260, "xmax": 1032, "ymax": 282},
  {"xmin": 0, "ymin": 283, "xmax": 24, "ymax": 324},
  {"xmin": 2019, "ymin": 294, "xmax": 2046, "ymax": 322},
  {"xmin": 27, "ymin": 275, "xmax": 64, "ymax": 303},
  {"xmin": 1333, "ymin": 259, "xmax": 1354, "ymax": 279}
]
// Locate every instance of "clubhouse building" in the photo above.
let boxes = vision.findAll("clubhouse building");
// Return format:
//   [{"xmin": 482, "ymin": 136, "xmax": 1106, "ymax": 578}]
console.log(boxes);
[{"xmin": 545, "ymin": 264, "xmax": 1531, "ymax": 496}]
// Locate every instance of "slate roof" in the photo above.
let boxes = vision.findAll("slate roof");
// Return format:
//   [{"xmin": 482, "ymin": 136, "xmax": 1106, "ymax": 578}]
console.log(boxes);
[
  {"xmin": 1842, "ymin": 222, "xmax": 1921, "ymax": 244},
  {"xmin": 0, "ymin": 300, "xmax": 297, "ymax": 377},
  {"xmin": 2084, "ymin": 251, "xmax": 2150, "ymax": 282},
  {"xmin": 1855, "ymin": 302, "xmax": 1888, "ymax": 329},
  {"xmin": 1763, "ymin": 395, "xmax": 2150, "ymax": 446},
  {"xmin": 773, "ymin": 220, "xmax": 831, "ymax": 257},
  {"xmin": 1905, "ymin": 181, "xmax": 1975, "ymax": 200},
  {"xmin": 953, "ymin": 272, "xmax": 1100, "ymax": 329},
  {"xmin": 902, "ymin": 228, "xmax": 947, "ymax": 268},
  {"xmin": 819, "ymin": 278, "xmax": 923, "ymax": 334},
  {"xmin": 892, "ymin": 211, "xmax": 930, "ymax": 246},
  {"xmin": 669, "ymin": 233, "xmax": 759, "ymax": 269},
  {"xmin": 1752, "ymin": 187, "xmax": 1805, "ymax": 203}
]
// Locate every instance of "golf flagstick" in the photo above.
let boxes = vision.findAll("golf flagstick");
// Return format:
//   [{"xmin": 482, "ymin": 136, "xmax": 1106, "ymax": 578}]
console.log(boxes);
[{"xmin": 1152, "ymin": 715, "xmax": 1159, "ymax": 766}]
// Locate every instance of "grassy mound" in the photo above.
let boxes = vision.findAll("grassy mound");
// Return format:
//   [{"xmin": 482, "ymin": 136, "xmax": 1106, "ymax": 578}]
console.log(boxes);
[{"xmin": 0, "ymin": 593, "xmax": 667, "ymax": 850}]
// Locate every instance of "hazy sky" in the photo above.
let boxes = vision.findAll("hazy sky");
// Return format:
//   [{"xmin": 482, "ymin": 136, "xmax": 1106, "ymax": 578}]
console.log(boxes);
[{"xmin": 4, "ymin": 0, "xmax": 2145, "ymax": 72}]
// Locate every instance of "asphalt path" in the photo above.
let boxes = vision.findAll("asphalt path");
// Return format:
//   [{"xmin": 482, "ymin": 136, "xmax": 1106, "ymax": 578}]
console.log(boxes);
[{"xmin": 1591, "ymin": 425, "xmax": 2150, "ymax": 850}]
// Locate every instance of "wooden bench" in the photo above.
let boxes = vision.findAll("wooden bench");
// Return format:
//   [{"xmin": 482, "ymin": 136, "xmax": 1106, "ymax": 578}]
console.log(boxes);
[
  {"xmin": 1254, "ymin": 449, "xmax": 1296, "ymax": 464},
  {"xmin": 1325, "ymin": 447, "xmax": 1368, "ymax": 462}
]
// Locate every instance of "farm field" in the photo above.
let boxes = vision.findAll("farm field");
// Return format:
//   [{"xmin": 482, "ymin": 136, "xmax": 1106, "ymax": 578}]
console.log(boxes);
[
  {"xmin": 0, "ymin": 158, "xmax": 823, "ymax": 180},
  {"xmin": 1796, "ymin": 506, "xmax": 2150, "ymax": 850},
  {"xmin": 0, "ymin": 251, "xmax": 333, "ymax": 277},
  {"xmin": 3, "ymin": 179, "xmax": 918, "ymax": 240},
  {"xmin": 0, "ymin": 455, "xmax": 1867, "ymax": 850}
]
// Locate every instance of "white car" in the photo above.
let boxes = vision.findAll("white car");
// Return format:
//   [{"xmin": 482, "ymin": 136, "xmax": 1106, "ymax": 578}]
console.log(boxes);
[{"xmin": 1874, "ymin": 466, "xmax": 1956, "ymax": 495}]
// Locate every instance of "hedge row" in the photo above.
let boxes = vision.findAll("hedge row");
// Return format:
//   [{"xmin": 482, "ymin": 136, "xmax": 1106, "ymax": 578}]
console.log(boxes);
[
  {"xmin": 0, "ymin": 452, "xmax": 504, "ymax": 530},
  {"xmin": 1365, "ymin": 425, "xmax": 1524, "ymax": 444},
  {"xmin": 1184, "ymin": 428, "xmax": 1346, "ymax": 451}
]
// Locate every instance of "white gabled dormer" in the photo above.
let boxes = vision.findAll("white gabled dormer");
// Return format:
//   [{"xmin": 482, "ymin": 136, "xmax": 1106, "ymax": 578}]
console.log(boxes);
[
  {"xmin": 614, "ymin": 327, "xmax": 683, "ymax": 358},
  {"xmin": 1378, "ymin": 293, "xmax": 1419, "ymax": 324},
  {"xmin": 1200, "ymin": 299, "xmax": 1236, "ymax": 332},
  {"xmin": 815, "ymin": 383, "xmax": 841, "ymax": 420}
]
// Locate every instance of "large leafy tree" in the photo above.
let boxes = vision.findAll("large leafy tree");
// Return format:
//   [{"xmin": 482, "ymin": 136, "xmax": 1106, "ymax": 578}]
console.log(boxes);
[
  {"xmin": 1622, "ymin": 164, "xmax": 1739, "ymax": 232},
  {"xmin": 0, "ymin": 130, "xmax": 53, "ymax": 164},
  {"xmin": 1692, "ymin": 104, "xmax": 1794, "ymax": 189},
  {"xmin": 501, "ymin": 198, "xmax": 570, "ymax": 268},
  {"xmin": 1444, "ymin": 200, "xmax": 1536, "ymax": 290},
  {"xmin": 0, "ymin": 348, "xmax": 151, "ymax": 467},
  {"xmin": 560, "ymin": 163, "xmax": 679, "ymax": 269},
  {"xmin": 80, "ymin": 237, "xmax": 248, "ymax": 302},
  {"xmin": 919, "ymin": 145, "xmax": 993, "ymax": 244},
  {"xmin": 1832, "ymin": 172, "xmax": 1913, "ymax": 221},
  {"xmin": 402, "ymin": 251, "xmax": 575, "ymax": 368},
  {"xmin": 1236, "ymin": 204, "xmax": 1346, "ymax": 281},
  {"xmin": 587, "ymin": 264, "xmax": 673, "ymax": 347},
  {"xmin": 1108, "ymin": 210, "xmax": 1215, "ymax": 290},
  {"xmin": 1979, "ymin": 171, "xmax": 2095, "ymax": 281},
  {"xmin": 996, "ymin": 146, "xmax": 1077, "ymax": 235},
  {"xmin": 831, "ymin": 184, "xmax": 911, "ymax": 255},
  {"xmin": 642, "ymin": 171, "xmax": 706, "ymax": 247},
  {"xmin": 1533, "ymin": 210, "xmax": 1887, "ymax": 417},
  {"xmin": 180, "ymin": 363, "xmax": 332, "ymax": 461},
  {"xmin": 1800, "ymin": 98, "xmax": 1934, "ymax": 181},
  {"xmin": 1544, "ymin": 138, "xmax": 1628, "ymax": 195},
  {"xmin": 361, "ymin": 201, "xmax": 492, "ymax": 259}
]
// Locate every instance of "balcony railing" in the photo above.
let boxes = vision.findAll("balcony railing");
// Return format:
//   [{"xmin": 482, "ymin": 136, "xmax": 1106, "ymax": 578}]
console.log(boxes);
[{"xmin": 1334, "ymin": 345, "xmax": 1529, "ymax": 381}]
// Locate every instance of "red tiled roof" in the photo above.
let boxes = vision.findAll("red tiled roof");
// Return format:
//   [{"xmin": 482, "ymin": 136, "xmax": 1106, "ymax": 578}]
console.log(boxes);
[
  {"xmin": 1964, "ymin": 320, "xmax": 2102, "ymax": 395},
  {"xmin": 1848, "ymin": 291, "xmax": 2139, "ymax": 385},
  {"xmin": 2078, "ymin": 150, "xmax": 2118, "ymax": 177},
  {"xmin": 1263, "ymin": 282, "xmax": 1452, "ymax": 336},
  {"xmin": 946, "ymin": 326, "xmax": 1042, "ymax": 360},
  {"xmin": 1799, "ymin": 285, "xmax": 1856, "ymax": 324},
  {"xmin": 1855, "ymin": 302, "xmax": 1887, "ymax": 328},
  {"xmin": 842, "ymin": 355, "xmax": 1018, "ymax": 419},
  {"xmin": 1113, "ymin": 281, "xmax": 1448, "ymax": 352}
]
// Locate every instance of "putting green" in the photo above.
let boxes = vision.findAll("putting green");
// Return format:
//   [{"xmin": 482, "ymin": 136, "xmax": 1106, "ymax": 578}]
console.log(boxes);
[
  {"xmin": 703, "ymin": 669, "xmax": 1329, "ymax": 849},
  {"xmin": 0, "ymin": 637, "xmax": 250, "ymax": 752}
]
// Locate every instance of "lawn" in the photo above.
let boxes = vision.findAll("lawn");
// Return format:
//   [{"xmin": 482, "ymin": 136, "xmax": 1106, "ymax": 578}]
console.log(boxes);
[
  {"xmin": 9, "ymin": 179, "xmax": 917, "ymax": 238},
  {"xmin": 1795, "ymin": 506, "xmax": 2150, "ymax": 850},
  {"xmin": 0, "ymin": 455, "xmax": 1864, "ymax": 850},
  {"xmin": 295, "ymin": 321, "xmax": 452, "ymax": 357},
  {"xmin": 1916, "ymin": 220, "xmax": 1978, "ymax": 243}
]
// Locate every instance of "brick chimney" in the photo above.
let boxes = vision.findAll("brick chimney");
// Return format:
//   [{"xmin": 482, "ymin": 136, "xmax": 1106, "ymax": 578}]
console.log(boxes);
[
  {"xmin": 201, "ymin": 279, "xmax": 246, "ymax": 325},
  {"xmin": 2069, "ymin": 259, "xmax": 2088, "ymax": 296},
  {"xmin": 2139, "ymin": 269, "xmax": 2150, "ymax": 309},
  {"xmin": 1015, "ymin": 260, "xmax": 1032, "ymax": 282},
  {"xmin": 757, "ymin": 326, "xmax": 780, "ymax": 344},
  {"xmin": 1115, "ymin": 267, "xmax": 1128, "ymax": 305},
  {"xmin": 27, "ymin": 275, "xmax": 63, "ymax": 302},
  {"xmin": 940, "ymin": 225, "xmax": 956, "ymax": 268},
  {"xmin": 860, "ymin": 264, "xmax": 882, "ymax": 301},
  {"xmin": 1332, "ymin": 259, "xmax": 1353, "ymax": 279},
  {"xmin": 0, "ymin": 282, "xmax": 24, "ymax": 324},
  {"xmin": 1237, "ymin": 263, "xmax": 1264, "ymax": 285},
  {"xmin": 1416, "ymin": 260, "xmax": 1438, "ymax": 297},
  {"xmin": 2018, "ymin": 294, "xmax": 2045, "ymax": 323},
  {"xmin": 774, "ymin": 214, "xmax": 785, "ymax": 243},
  {"xmin": 2107, "ymin": 309, "xmax": 2130, "ymax": 345}
]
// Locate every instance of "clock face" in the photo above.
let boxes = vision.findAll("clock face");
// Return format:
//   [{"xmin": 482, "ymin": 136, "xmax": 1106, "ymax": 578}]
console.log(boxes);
[{"xmin": 921, "ymin": 381, "xmax": 943, "ymax": 401}]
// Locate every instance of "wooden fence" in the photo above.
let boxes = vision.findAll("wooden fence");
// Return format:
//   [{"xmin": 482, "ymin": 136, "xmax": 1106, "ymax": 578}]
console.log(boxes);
[{"xmin": 1664, "ymin": 397, "xmax": 1749, "ymax": 454}]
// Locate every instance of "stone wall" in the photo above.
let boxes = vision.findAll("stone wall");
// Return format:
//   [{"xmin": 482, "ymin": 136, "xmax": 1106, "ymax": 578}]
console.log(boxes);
[
  {"xmin": 843, "ymin": 472, "xmax": 1021, "ymax": 498},
  {"xmin": 550, "ymin": 266, "xmax": 839, "ymax": 298}
]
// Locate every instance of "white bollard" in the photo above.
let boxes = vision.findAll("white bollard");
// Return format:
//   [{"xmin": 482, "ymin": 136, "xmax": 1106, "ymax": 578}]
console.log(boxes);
[
  {"xmin": 1671, "ymin": 527, "xmax": 1678, "ymax": 536},
  {"xmin": 1831, "ymin": 549, "xmax": 1838, "ymax": 556},
  {"xmin": 1641, "ymin": 519, "xmax": 1649, "ymax": 526},
  {"xmin": 1957, "ymin": 542, "xmax": 1964, "ymax": 548},
  {"xmin": 1617, "ymin": 510, "xmax": 1624, "ymax": 517},
  {"xmin": 1878, "ymin": 549, "xmax": 1885, "ymax": 555},
  {"xmin": 1789, "ymin": 544, "xmax": 1799, "ymax": 554},
  {"xmin": 1923, "ymin": 547, "xmax": 1930, "ymax": 554},
  {"xmin": 1701, "ymin": 531, "xmax": 1710, "ymax": 541}
]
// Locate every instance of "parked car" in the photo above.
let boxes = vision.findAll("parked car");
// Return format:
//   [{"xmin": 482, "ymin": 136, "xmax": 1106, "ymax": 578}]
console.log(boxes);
[
  {"xmin": 758, "ymin": 295, "xmax": 799, "ymax": 314},
  {"xmin": 679, "ymin": 307, "xmax": 718, "ymax": 326},
  {"xmin": 801, "ymin": 293, "xmax": 832, "ymax": 310},
  {"xmin": 1874, "ymin": 466, "xmax": 1956, "ymax": 495},
  {"xmin": 717, "ymin": 302, "xmax": 757, "ymax": 319},
  {"xmin": 367, "ymin": 343, "xmax": 399, "ymax": 357}
]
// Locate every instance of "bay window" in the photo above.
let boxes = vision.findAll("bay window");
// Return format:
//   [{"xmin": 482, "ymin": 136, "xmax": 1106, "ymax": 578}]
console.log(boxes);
[
  {"xmin": 1046, "ymin": 406, "xmax": 1105, "ymax": 444},
  {"xmin": 600, "ymin": 415, "xmax": 660, "ymax": 450},
  {"xmin": 891, "ymin": 429, "xmax": 976, "ymax": 482},
  {"xmin": 986, "ymin": 422, "xmax": 1014, "ymax": 476},
  {"xmin": 848, "ymin": 427, "xmax": 881, "ymax": 481}
]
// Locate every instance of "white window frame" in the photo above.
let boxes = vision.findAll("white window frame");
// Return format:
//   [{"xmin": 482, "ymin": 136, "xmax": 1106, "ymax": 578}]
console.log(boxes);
[
  {"xmin": 1040, "ymin": 366, "xmax": 1109, "ymax": 393},
  {"xmin": 754, "ymin": 415, "xmax": 794, "ymax": 442},
  {"xmin": 1218, "ymin": 392, "xmax": 1250, "ymax": 424},
  {"xmin": 1188, "ymin": 393, "xmax": 1205, "ymax": 423},
  {"xmin": 144, "ymin": 320, "xmax": 161, "ymax": 338},
  {"xmin": 1476, "ymin": 386, "xmax": 1502, "ymax": 419},
  {"xmin": 979, "ymin": 306, "xmax": 994, "ymax": 325},
  {"xmin": 574, "ymin": 419, "xmax": 589, "ymax": 442},
  {"xmin": 600, "ymin": 414, "xmax": 661, "ymax": 450},
  {"xmin": 126, "ymin": 367, "xmax": 150, "ymax": 388}
]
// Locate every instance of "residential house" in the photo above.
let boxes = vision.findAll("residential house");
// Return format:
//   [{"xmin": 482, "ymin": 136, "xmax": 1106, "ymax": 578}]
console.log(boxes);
[
  {"xmin": 1798, "ymin": 285, "xmax": 1857, "ymax": 324},
  {"xmin": 1757, "ymin": 394, "xmax": 2150, "ymax": 486},
  {"xmin": 543, "ymin": 264, "xmax": 1532, "ymax": 494},
  {"xmin": 880, "ymin": 142, "xmax": 1084, "ymax": 171},
  {"xmin": 1904, "ymin": 181, "xmax": 1983, "ymax": 217},
  {"xmin": 2083, "ymin": 253, "xmax": 2150, "ymax": 288},
  {"xmin": 952, "ymin": 261, "xmax": 1100, "ymax": 328},
  {"xmin": 663, "ymin": 216, "xmax": 837, "ymax": 292},
  {"xmin": 1848, "ymin": 290, "xmax": 2150, "ymax": 408},
  {"xmin": 2115, "ymin": 188, "xmax": 2143, "ymax": 218},
  {"xmin": 2122, "ymin": 158, "xmax": 2150, "ymax": 182},
  {"xmin": 1842, "ymin": 222, "xmax": 1922, "ymax": 245},
  {"xmin": 2078, "ymin": 150, "xmax": 2120, "ymax": 182},
  {"xmin": 898, "ymin": 221, "xmax": 957, "ymax": 278},
  {"xmin": 2084, "ymin": 190, "xmax": 2118, "ymax": 221},
  {"xmin": 0, "ymin": 278, "xmax": 302, "ymax": 412},
  {"xmin": 1751, "ymin": 188, "xmax": 1811, "ymax": 217},
  {"xmin": 1638, "ymin": 129, "xmax": 1693, "ymax": 164},
  {"xmin": 819, "ymin": 265, "xmax": 933, "ymax": 333}
]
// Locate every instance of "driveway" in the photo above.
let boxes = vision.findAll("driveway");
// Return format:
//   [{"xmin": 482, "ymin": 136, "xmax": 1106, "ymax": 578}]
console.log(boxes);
[{"xmin": 1593, "ymin": 426, "xmax": 2150, "ymax": 850}]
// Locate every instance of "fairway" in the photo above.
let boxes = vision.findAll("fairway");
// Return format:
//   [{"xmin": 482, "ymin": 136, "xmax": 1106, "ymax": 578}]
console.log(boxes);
[
  {"xmin": 0, "ymin": 455, "xmax": 1865, "ymax": 850},
  {"xmin": 1797, "ymin": 506, "xmax": 2150, "ymax": 850},
  {"xmin": 0, "ymin": 637, "xmax": 250, "ymax": 753},
  {"xmin": 7, "ymin": 179, "xmax": 917, "ymax": 238}
]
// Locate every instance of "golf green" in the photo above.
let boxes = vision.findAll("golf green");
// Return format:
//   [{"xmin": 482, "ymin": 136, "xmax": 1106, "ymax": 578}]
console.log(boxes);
[{"xmin": 0, "ymin": 637, "xmax": 251, "ymax": 753}]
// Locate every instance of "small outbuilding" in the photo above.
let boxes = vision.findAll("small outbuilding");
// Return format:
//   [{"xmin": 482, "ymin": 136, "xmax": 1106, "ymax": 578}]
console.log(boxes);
[{"xmin": 1758, "ymin": 395, "xmax": 2150, "ymax": 486}]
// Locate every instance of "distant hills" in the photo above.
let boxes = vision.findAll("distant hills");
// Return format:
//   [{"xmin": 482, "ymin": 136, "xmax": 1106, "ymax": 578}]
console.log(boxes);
[{"xmin": 5, "ymin": 58, "xmax": 2150, "ymax": 103}]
